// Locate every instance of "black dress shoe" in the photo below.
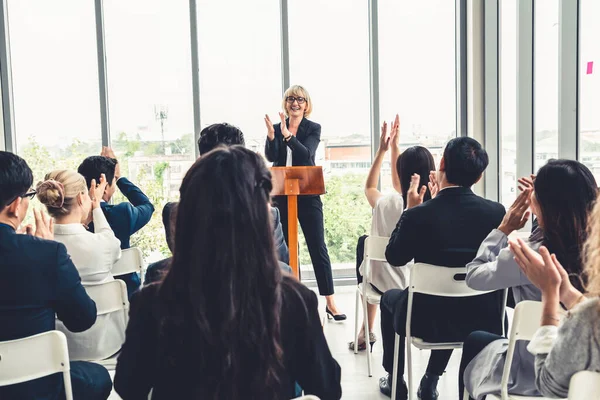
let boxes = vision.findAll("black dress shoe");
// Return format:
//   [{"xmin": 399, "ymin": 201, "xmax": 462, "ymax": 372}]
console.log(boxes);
[
  {"xmin": 325, "ymin": 306, "xmax": 347, "ymax": 321},
  {"xmin": 417, "ymin": 373, "xmax": 439, "ymax": 400},
  {"xmin": 378, "ymin": 374, "xmax": 408, "ymax": 399}
]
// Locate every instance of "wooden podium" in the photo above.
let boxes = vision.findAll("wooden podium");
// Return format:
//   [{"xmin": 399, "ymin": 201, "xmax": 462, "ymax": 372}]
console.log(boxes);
[{"xmin": 271, "ymin": 166, "xmax": 326, "ymax": 278}]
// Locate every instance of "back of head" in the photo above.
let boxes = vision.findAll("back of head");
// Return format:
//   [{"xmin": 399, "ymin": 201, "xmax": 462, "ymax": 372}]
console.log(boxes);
[
  {"xmin": 396, "ymin": 146, "xmax": 436, "ymax": 207},
  {"xmin": 77, "ymin": 156, "xmax": 117, "ymax": 189},
  {"xmin": 162, "ymin": 202, "xmax": 177, "ymax": 252},
  {"xmin": 159, "ymin": 145, "xmax": 283, "ymax": 398},
  {"xmin": 534, "ymin": 159, "xmax": 598, "ymax": 289},
  {"xmin": 0, "ymin": 151, "xmax": 33, "ymax": 209},
  {"xmin": 197, "ymin": 123, "xmax": 245, "ymax": 155},
  {"xmin": 36, "ymin": 170, "xmax": 87, "ymax": 218},
  {"xmin": 442, "ymin": 137, "xmax": 488, "ymax": 187}
]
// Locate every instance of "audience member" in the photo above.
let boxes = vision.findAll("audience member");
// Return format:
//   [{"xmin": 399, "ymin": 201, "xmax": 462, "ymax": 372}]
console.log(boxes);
[
  {"xmin": 37, "ymin": 169, "xmax": 125, "ymax": 362},
  {"xmin": 143, "ymin": 202, "xmax": 176, "ymax": 285},
  {"xmin": 0, "ymin": 151, "xmax": 111, "ymax": 400},
  {"xmin": 510, "ymin": 193, "xmax": 600, "ymax": 398},
  {"xmin": 350, "ymin": 116, "xmax": 436, "ymax": 352},
  {"xmin": 378, "ymin": 137, "xmax": 506, "ymax": 399},
  {"xmin": 461, "ymin": 160, "xmax": 597, "ymax": 399},
  {"xmin": 114, "ymin": 146, "xmax": 341, "ymax": 399},
  {"xmin": 78, "ymin": 147, "xmax": 155, "ymax": 297}
]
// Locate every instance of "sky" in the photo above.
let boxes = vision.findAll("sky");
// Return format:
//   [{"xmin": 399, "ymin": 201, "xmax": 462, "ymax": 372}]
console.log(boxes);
[{"xmin": 5, "ymin": 0, "xmax": 599, "ymax": 152}]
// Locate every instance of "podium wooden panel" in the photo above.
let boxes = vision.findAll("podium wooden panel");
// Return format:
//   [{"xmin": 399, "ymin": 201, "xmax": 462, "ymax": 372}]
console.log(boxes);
[{"xmin": 271, "ymin": 166, "xmax": 326, "ymax": 278}]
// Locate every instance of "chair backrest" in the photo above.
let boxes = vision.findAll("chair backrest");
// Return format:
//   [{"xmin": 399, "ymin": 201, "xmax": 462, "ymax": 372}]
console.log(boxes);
[
  {"xmin": 85, "ymin": 280, "xmax": 129, "ymax": 318},
  {"xmin": 500, "ymin": 301, "xmax": 544, "ymax": 399},
  {"xmin": 568, "ymin": 370, "xmax": 600, "ymax": 399},
  {"xmin": 362, "ymin": 236, "xmax": 390, "ymax": 279},
  {"xmin": 409, "ymin": 263, "xmax": 492, "ymax": 297},
  {"xmin": 112, "ymin": 247, "xmax": 144, "ymax": 276},
  {"xmin": 0, "ymin": 331, "xmax": 73, "ymax": 399}
]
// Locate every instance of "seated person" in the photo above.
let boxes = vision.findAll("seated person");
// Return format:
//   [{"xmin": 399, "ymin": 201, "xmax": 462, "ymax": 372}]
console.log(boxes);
[
  {"xmin": 153, "ymin": 122, "xmax": 290, "ymax": 282},
  {"xmin": 78, "ymin": 147, "xmax": 155, "ymax": 297},
  {"xmin": 511, "ymin": 208, "xmax": 600, "ymax": 398},
  {"xmin": 350, "ymin": 116, "xmax": 436, "ymax": 352},
  {"xmin": 0, "ymin": 151, "xmax": 111, "ymax": 400},
  {"xmin": 378, "ymin": 137, "xmax": 506, "ymax": 400},
  {"xmin": 37, "ymin": 170, "xmax": 126, "ymax": 362},
  {"xmin": 114, "ymin": 146, "xmax": 341, "ymax": 400},
  {"xmin": 461, "ymin": 160, "xmax": 597, "ymax": 399}
]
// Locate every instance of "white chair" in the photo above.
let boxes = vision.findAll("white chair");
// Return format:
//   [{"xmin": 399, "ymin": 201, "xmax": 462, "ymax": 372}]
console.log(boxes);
[
  {"xmin": 112, "ymin": 247, "xmax": 145, "ymax": 279},
  {"xmin": 86, "ymin": 280, "xmax": 129, "ymax": 370},
  {"xmin": 0, "ymin": 331, "xmax": 73, "ymax": 400},
  {"xmin": 292, "ymin": 396, "xmax": 320, "ymax": 400},
  {"xmin": 482, "ymin": 301, "xmax": 552, "ymax": 400},
  {"xmin": 392, "ymin": 263, "xmax": 506, "ymax": 400},
  {"xmin": 353, "ymin": 235, "xmax": 389, "ymax": 377},
  {"xmin": 568, "ymin": 371, "xmax": 600, "ymax": 399}
]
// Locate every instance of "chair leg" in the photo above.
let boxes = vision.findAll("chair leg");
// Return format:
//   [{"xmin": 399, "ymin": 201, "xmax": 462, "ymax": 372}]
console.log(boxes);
[
  {"xmin": 462, "ymin": 388, "xmax": 471, "ymax": 400},
  {"xmin": 391, "ymin": 333, "xmax": 400, "ymax": 400},
  {"xmin": 363, "ymin": 295, "xmax": 372, "ymax": 377},
  {"xmin": 406, "ymin": 336, "xmax": 413, "ymax": 400},
  {"xmin": 63, "ymin": 371, "xmax": 74, "ymax": 400},
  {"xmin": 354, "ymin": 288, "xmax": 360, "ymax": 354}
]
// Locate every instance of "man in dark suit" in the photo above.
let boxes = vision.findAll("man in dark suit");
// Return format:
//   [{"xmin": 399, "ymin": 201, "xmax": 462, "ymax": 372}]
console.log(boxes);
[
  {"xmin": 378, "ymin": 138, "xmax": 506, "ymax": 400},
  {"xmin": 78, "ymin": 150, "xmax": 155, "ymax": 297},
  {"xmin": 0, "ymin": 151, "xmax": 112, "ymax": 400},
  {"xmin": 143, "ymin": 123, "xmax": 290, "ymax": 285}
]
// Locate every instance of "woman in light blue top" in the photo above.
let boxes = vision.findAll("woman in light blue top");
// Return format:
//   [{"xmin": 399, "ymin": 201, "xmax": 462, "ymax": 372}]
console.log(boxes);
[{"xmin": 460, "ymin": 159, "xmax": 597, "ymax": 400}]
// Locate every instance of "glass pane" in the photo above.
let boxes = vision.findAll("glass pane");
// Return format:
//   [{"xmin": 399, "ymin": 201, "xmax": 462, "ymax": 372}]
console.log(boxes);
[
  {"xmin": 197, "ymin": 0, "xmax": 282, "ymax": 144},
  {"xmin": 9, "ymin": 0, "xmax": 102, "ymax": 182},
  {"xmin": 104, "ymin": 0, "xmax": 195, "ymax": 261},
  {"xmin": 579, "ymin": 0, "xmax": 600, "ymax": 182},
  {"xmin": 288, "ymin": 0, "xmax": 371, "ymax": 278},
  {"xmin": 533, "ymin": 0, "xmax": 559, "ymax": 172},
  {"xmin": 379, "ymin": 0, "xmax": 456, "ymax": 183},
  {"xmin": 500, "ymin": 0, "xmax": 518, "ymax": 207}
]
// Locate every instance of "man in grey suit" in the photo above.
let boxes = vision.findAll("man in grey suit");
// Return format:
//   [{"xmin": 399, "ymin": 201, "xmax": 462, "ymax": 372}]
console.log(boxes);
[{"xmin": 145, "ymin": 123, "xmax": 290, "ymax": 284}]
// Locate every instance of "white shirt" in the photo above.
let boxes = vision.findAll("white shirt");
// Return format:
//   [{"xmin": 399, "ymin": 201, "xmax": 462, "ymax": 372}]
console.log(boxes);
[
  {"xmin": 359, "ymin": 193, "xmax": 409, "ymax": 292},
  {"xmin": 54, "ymin": 207, "xmax": 124, "ymax": 361}
]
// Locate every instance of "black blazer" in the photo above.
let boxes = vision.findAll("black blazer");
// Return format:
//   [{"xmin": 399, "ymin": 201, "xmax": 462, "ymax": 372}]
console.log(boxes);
[
  {"xmin": 114, "ymin": 277, "xmax": 342, "ymax": 400},
  {"xmin": 265, "ymin": 118, "xmax": 321, "ymax": 167},
  {"xmin": 0, "ymin": 223, "xmax": 97, "ymax": 399},
  {"xmin": 385, "ymin": 186, "xmax": 506, "ymax": 341}
]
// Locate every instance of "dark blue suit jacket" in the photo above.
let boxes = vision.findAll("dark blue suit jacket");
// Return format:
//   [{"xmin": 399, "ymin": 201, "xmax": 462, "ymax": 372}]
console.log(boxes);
[
  {"xmin": 265, "ymin": 118, "xmax": 321, "ymax": 167},
  {"xmin": 89, "ymin": 177, "xmax": 155, "ymax": 297},
  {"xmin": 0, "ymin": 223, "xmax": 97, "ymax": 399}
]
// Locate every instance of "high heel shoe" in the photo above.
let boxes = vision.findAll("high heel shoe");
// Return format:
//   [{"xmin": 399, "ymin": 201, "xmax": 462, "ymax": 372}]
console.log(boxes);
[
  {"xmin": 348, "ymin": 332, "xmax": 377, "ymax": 352},
  {"xmin": 325, "ymin": 306, "xmax": 347, "ymax": 321}
]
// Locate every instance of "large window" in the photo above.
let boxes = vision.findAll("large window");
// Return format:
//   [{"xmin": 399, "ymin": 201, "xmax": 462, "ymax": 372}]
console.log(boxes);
[
  {"xmin": 8, "ymin": 0, "xmax": 102, "ymax": 182},
  {"xmin": 103, "ymin": 0, "xmax": 195, "ymax": 260},
  {"xmin": 533, "ymin": 0, "xmax": 559, "ymax": 172},
  {"xmin": 379, "ymin": 0, "xmax": 456, "ymax": 176},
  {"xmin": 197, "ymin": 0, "xmax": 282, "ymax": 144},
  {"xmin": 288, "ymin": 0, "xmax": 371, "ymax": 276},
  {"xmin": 579, "ymin": 0, "xmax": 600, "ymax": 182},
  {"xmin": 500, "ymin": 0, "xmax": 518, "ymax": 207}
]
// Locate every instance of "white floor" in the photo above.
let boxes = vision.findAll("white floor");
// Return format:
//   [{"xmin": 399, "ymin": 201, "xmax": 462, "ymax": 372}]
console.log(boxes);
[{"xmin": 108, "ymin": 285, "xmax": 464, "ymax": 400}]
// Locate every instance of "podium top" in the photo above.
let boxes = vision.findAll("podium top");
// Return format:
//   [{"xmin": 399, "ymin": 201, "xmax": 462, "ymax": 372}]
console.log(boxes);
[{"xmin": 270, "ymin": 166, "xmax": 326, "ymax": 196}]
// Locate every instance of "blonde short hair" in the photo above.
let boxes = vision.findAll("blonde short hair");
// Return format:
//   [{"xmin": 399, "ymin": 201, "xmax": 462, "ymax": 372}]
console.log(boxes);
[
  {"xmin": 36, "ymin": 170, "xmax": 87, "ymax": 217},
  {"xmin": 282, "ymin": 85, "xmax": 312, "ymax": 118}
]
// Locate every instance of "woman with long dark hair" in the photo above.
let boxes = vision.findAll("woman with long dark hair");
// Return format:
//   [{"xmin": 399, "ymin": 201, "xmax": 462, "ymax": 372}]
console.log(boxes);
[
  {"xmin": 350, "ymin": 117, "xmax": 436, "ymax": 352},
  {"xmin": 460, "ymin": 159, "xmax": 597, "ymax": 400},
  {"xmin": 114, "ymin": 146, "xmax": 341, "ymax": 400}
]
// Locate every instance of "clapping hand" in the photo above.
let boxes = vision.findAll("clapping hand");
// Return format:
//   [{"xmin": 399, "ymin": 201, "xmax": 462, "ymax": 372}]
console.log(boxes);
[
  {"xmin": 264, "ymin": 114, "xmax": 275, "ymax": 140},
  {"xmin": 390, "ymin": 114, "xmax": 400, "ymax": 145},
  {"xmin": 279, "ymin": 112, "xmax": 292, "ymax": 140},
  {"xmin": 89, "ymin": 174, "xmax": 108, "ymax": 208},
  {"xmin": 498, "ymin": 188, "xmax": 531, "ymax": 236},
  {"xmin": 509, "ymin": 240, "xmax": 561, "ymax": 295},
  {"xmin": 518, "ymin": 174, "xmax": 536, "ymax": 192},
  {"xmin": 377, "ymin": 121, "xmax": 391, "ymax": 154},
  {"xmin": 18, "ymin": 209, "xmax": 54, "ymax": 239},
  {"xmin": 406, "ymin": 173, "xmax": 427, "ymax": 209},
  {"xmin": 101, "ymin": 146, "xmax": 117, "ymax": 160},
  {"xmin": 428, "ymin": 171, "xmax": 439, "ymax": 199}
]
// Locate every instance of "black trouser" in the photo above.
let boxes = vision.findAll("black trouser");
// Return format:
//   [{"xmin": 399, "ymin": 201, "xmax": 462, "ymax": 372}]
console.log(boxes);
[
  {"xmin": 380, "ymin": 289, "xmax": 453, "ymax": 378},
  {"xmin": 459, "ymin": 331, "xmax": 502, "ymax": 400},
  {"xmin": 275, "ymin": 195, "xmax": 334, "ymax": 296}
]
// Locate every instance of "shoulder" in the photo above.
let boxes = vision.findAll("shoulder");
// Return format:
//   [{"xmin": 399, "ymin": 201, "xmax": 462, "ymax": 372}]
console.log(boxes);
[
  {"xmin": 280, "ymin": 276, "xmax": 318, "ymax": 312},
  {"xmin": 304, "ymin": 119, "xmax": 321, "ymax": 131},
  {"xmin": 130, "ymin": 283, "xmax": 161, "ymax": 312},
  {"xmin": 270, "ymin": 206, "xmax": 281, "ymax": 219},
  {"xmin": 566, "ymin": 298, "xmax": 600, "ymax": 328},
  {"xmin": 18, "ymin": 233, "xmax": 65, "ymax": 256}
]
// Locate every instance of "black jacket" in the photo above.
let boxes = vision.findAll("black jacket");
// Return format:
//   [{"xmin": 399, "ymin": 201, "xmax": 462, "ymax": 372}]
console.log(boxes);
[
  {"xmin": 265, "ymin": 118, "xmax": 321, "ymax": 167},
  {"xmin": 385, "ymin": 186, "xmax": 507, "ymax": 341}
]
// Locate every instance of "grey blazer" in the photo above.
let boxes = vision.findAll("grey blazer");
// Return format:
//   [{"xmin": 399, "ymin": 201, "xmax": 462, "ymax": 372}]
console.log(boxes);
[{"xmin": 271, "ymin": 206, "xmax": 290, "ymax": 265}]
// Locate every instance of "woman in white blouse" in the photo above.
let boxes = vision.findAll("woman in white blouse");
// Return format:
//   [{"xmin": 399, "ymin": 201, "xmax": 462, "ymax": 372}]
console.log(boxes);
[
  {"xmin": 37, "ymin": 170, "xmax": 123, "ymax": 361},
  {"xmin": 349, "ymin": 115, "xmax": 436, "ymax": 351}
]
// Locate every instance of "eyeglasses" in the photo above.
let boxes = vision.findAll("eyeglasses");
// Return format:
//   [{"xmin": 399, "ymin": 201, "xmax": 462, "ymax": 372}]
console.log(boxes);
[
  {"xmin": 4, "ymin": 189, "xmax": 36, "ymax": 207},
  {"xmin": 286, "ymin": 96, "xmax": 306, "ymax": 104}
]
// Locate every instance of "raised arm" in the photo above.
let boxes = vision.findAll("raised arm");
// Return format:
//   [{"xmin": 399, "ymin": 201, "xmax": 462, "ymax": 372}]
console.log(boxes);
[
  {"xmin": 390, "ymin": 114, "xmax": 402, "ymax": 194},
  {"xmin": 365, "ymin": 121, "xmax": 392, "ymax": 207},
  {"xmin": 116, "ymin": 178, "xmax": 155, "ymax": 235}
]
